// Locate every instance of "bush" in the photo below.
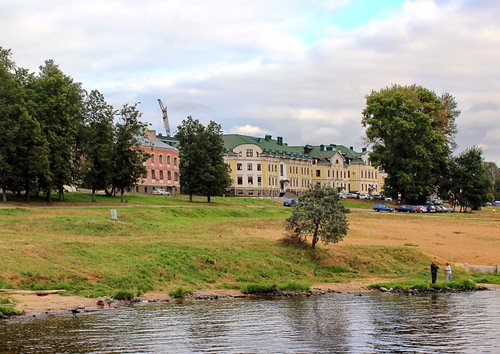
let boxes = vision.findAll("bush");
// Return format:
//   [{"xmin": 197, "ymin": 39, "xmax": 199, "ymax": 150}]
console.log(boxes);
[
  {"xmin": 278, "ymin": 282, "xmax": 310, "ymax": 292},
  {"xmin": 0, "ymin": 305, "xmax": 21, "ymax": 316},
  {"xmin": 169, "ymin": 287, "xmax": 193, "ymax": 298},
  {"xmin": 241, "ymin": 284, "xmax": 278, "ymax": 294},
  {"xmin": 112, "ymin": 290, "xmax": 135, "ymax": 301}
]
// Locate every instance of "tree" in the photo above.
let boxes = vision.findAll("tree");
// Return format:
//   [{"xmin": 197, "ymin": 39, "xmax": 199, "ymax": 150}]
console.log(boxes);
[
  {"xmin": 362, "ymin": 84, "xmax": 455, "ymax": 204},
  {"xmin": 111, "ymin": 103, "xmax": 149, "ymax": 202},
  {"xmin": 285, "ymin": 185, "xmax": 350, "ymax": 249},
  {"xmin": 447, "ymin": 147, "xmax": 492, "ymax": 212},
  {"xmin": 483, "ymin": 161, "xmax": 499, "ymax": 201},
  {"xmin": 176, "ymin": 116, "xmax": 231, "ymax": 202},
  {"xmin": 26, "ymin": 60, "xmax": 84, "ymax": 201},
  {"xmin": 0, "ymin": 47, "xmax": 49, "ymax": 202},
  {"xmin": 80, "ymin": 90, "xmax": 115, "ymax": 202}
]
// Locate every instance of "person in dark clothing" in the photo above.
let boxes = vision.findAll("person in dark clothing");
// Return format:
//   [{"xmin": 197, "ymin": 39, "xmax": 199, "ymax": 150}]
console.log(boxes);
[{"xmin": 430, "ymin": 262, "xmax": 439, "ymax": 283}]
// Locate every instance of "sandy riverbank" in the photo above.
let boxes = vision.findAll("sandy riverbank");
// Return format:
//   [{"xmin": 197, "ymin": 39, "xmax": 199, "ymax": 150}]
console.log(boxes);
[{"xmin": 4, "ymin": 280, "xmax": 375, "ymax": 316}]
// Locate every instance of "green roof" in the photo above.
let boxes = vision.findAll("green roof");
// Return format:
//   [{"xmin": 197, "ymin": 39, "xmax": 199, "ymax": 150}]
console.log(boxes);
[{"xmin": 222, "ymin": 134, "xmax": 367, "ymax": 163}]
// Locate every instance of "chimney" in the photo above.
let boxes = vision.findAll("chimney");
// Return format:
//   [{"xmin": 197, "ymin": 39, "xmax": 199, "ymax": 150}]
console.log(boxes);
[
  {"xmin": 277, "ymin": 136, "xmax": 283, "ymax": 145},
  {"xmin": 147, "ymin": 130, "xmax": 157, "ymax": 140},
  {"xmin": 265, "ymin": 134, "xmax": 272, "ymax": 141},
  {"xmin": 362, "ymin": 147, "xmax": 367, "ymax": 153},
  {"xmin": 320, "ymin": 144, "xmax": 325, "ymax": 151},
  {"xmin": 350, "ymin": 146, "xmax": 354, "ymax": 151}
]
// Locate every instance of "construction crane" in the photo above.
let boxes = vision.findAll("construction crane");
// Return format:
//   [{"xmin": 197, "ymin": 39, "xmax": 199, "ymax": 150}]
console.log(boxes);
[{"xmin": 157, "ymin": 98, "xmax": 170, "ymax": 136}]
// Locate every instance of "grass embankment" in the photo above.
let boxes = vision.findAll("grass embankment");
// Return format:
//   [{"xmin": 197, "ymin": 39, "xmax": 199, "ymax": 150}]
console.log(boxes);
[{"xmin": 0, "ymin": 193, "xmax": 498, "ymax": 300}]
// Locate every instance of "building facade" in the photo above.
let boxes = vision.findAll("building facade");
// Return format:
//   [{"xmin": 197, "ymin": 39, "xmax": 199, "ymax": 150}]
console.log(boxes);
[
  {"xmin": 136, "ymin": 130, "xmax": 180, "ymax": 195},
  {"xmin": 223, "ymin": 134, "xmax": 385, "ymax": 197}
]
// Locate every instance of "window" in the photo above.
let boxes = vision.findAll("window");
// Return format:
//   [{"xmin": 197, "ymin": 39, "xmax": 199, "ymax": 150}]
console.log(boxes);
[
  {"xmin": 248, "ymin": 176, "xmax": 253, "ymax": 185},
  {"xmin": 237, "ymin": 176, "xmax": 243, "ymax": 185},
  {"xmin": 280, "ymin": 164, "xmax": 284, "ymax": 176},
  {"xmin": 167, "ymin": 171, "xmax": 171, "ymax": 180},
  {"xmin": 167, "ymin": 155, "xmax": 171, "ymax": 164},
  {"xmin": 174, "ymin": 172, "xmax": 179, "ymax": 181},
  {"xmin": 238, "ymin": 151, "xmax": 242, "ymax": 157},
  {"xmin": 237, "ymin": 163, "xmax": 242, "ymax": 171},
  {"xmin": 151, "ymin": 154, "xmax": 155, "ymax": 163},
  {"xmin": 246, "ymin": 149, "xmax": 253, "ymax": 157},
  {"xmin": 159, "ymin": 154, "xmax": 163, "ymax": 164},
  {"xmin": 159, "ymin": 170, "xmax": 163, "ymax": 180},
  {"xmin": 151, "ymin": 170, "xmax": 156, "ymax": 179},
  {"xmin": 316, "ymin": 170, "xmax": 320, "ymax": 177},
  {"xmin": 174, "ymin": 157, "xmax": 178, "ymax": 166},
  {"xmin": 348, "ymin": 171, "xmax": 350, "ymax": 178},
  {"xmin": 257, "ymin": 164, "xmax": 261, "ymax": 171},
  {"xmin": 247, "ymin": 163, "xmax": 253, "ymax": 171},
  {"xmin": 257, "ymin": 176, "xmax": 262, "ymax": 186}
]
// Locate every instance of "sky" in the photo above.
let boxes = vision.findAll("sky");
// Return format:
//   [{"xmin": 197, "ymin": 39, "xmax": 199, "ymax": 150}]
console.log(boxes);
[{"xmin": 2, "ymin": 0, "xmax": 499, "ymax": 163}]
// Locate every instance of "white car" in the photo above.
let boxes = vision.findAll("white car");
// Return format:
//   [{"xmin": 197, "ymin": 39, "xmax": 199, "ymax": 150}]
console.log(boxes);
[
  {"xmin": 359, "ymin": 193, "xmax": 370, "ymax": 200},
  {"xmin": 152, "ymin": 189, "xmax": 170, "ymax": 195}
]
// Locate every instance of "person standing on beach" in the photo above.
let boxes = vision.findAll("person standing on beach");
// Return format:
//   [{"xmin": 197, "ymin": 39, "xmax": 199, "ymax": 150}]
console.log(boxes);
[
  {"xmin": 445, "ymin": 263, "xmax": 452, "ymax": 282},
  {"xmin": 431, "ymin": 262, "xmax": 439, "ymax": 283}
]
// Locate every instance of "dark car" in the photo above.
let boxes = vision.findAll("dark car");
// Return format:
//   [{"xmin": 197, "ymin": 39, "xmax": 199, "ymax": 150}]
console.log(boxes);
[
  {"xmin": 395, "ymin": 205, "xmax": 416, "ymax": 213},
  {"xmin": 283, "ymin": 199, "xmax": 297, "ymax": 207},
  {"xmin": 372, "ymin": 204, "xmax": 394, "ymax": 212}
]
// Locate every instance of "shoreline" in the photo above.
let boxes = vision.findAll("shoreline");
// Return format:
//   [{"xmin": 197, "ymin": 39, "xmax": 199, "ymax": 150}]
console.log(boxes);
[
  {"xmin": 3, "ymin": 281, "xmax": 375, "ymax": 318},
  {"xmin": 4, "ymin": 281, "xmax": 498, "ymax": 319}
]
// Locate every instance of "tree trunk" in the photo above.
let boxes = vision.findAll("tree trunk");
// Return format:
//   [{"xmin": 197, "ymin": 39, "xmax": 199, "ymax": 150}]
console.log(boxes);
[
  {"xmin": 58, "ymin": 188, "xmax": 64, "ymax": 202},
  {"xmin": 311, "ymin": 223, "xmax": 320, "ymax": 248},
  {"xmin": 92, "ymin": 187, "xmax": 96, "ymax": 203},
  {"xmin": 2, "ymin": 188, "xmax": 6, "ymax": 202},
  {"xmin": 207, "ymin": 194, "xmax": 211, "ymax": 203},
  {"xmin": 189, "ymin": 192, "xmax": 193, "ymax": 202},
  {"xmin": 45, "ymin": 190, "xmax": 51, "ymax": 203},
  {"xmin": 120, "ymin": 188, "xmax": 125, "ymax": 203}
]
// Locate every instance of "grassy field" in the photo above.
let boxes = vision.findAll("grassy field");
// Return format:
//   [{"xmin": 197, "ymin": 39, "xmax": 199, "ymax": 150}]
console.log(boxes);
[{"xmin": 0, "ymin": 193, "xmax": 499, "ymax": 299}]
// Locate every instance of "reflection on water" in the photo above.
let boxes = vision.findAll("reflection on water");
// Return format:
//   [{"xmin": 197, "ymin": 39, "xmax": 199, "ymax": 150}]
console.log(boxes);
[{"xmin": 1, "ymin": 290, "xmax": 499, "ymax": 353}]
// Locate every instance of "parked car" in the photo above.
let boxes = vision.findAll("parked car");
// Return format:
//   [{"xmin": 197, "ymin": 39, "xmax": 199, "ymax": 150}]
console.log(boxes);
[
  {"xmin": 372, "ymin": 204, "xmax": 394, "ymax": 212},
  {"xmin": 152, "ymin": 189, "xmax": 170, "ymax": 195},
  {"xmin": 425, "ymin": 205, "xmax": 436, "ymax": 213},
  {"xmin": 359, "ymin": 193, "xmax": 370, "ymax": 200},
  {"xmin": 395, "ymin": 205, "xmax": 416, "ymax": 213},
  {"xmin": 372, "ymin": 194, "xmax": 383, "ymax": 200},
  {"xmin": 283, "ymin": 199, "xmax": 297, "ymax": 207},
  {"xmin": 493, "ymin": 201, "xmax": 500, "ymax": 207},
  {"xmin": 345, "ymin": 192, "xmax": 359, "ymax": 199},
  {"xmin": 415, "ymin": 205, "xmax": 427, "ymax": 213}
]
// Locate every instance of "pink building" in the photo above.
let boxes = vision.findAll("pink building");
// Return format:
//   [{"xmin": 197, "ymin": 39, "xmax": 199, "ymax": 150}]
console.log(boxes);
[{"xmin": 135, "ymin": 130, "xmax": 180, "ymax": 195}]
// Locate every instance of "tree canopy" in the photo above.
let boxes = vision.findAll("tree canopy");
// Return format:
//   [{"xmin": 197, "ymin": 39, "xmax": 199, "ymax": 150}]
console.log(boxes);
[
  {"xmin": 176, "ymin": 116, "xmax": 231, "ymax": 202},
  {"xmin": 0, "ymin": 47, "xmax": 149, "ymax": 202},
  {"xmin": 362, "ymin": 84, "xmax": 457, "ymax": 204},
  {"xmin": 285, "ymin": 185, "xmax": 350, "ymax": 248},
  {"xmin": 446, "ymin": 147, "xmax": 492, "ymax": 212}
]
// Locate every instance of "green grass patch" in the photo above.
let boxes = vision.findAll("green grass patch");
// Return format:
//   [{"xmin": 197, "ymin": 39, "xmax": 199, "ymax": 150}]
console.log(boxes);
[
  {"xmin": 112, "ymin": 290, "xmax": 136, "ymax": 301},
  {"xmin": 0, "ymin": 305, "xmax": 21, "ymax": 316},
  {"xmin": 471, "ymin": 273, "xmax": 500, "ymax": 285},
  {"xmin": 169, "ymin": 287, "xmax": 193, "ymax": 298},
  {"xmin": 369, "ymin": 279, "xmax": 479, "ymax": 292}
]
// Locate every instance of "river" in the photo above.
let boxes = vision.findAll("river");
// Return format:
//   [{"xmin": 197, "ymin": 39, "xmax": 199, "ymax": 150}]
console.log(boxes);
[{"xmin": 1, "ymin": 290, "xmax": 499, "ymax": 353}]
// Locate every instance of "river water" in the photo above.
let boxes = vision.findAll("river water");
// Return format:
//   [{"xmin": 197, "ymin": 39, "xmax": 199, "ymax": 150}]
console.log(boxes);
[{"xmin": 1, "ymin": 290, "xmax": 499, "ymax": 353}]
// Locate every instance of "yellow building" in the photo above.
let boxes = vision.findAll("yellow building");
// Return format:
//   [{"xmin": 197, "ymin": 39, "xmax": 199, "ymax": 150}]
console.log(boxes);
[{"xmin": 223, "ymin": 135, "xmax": 385, "ymax": 197}]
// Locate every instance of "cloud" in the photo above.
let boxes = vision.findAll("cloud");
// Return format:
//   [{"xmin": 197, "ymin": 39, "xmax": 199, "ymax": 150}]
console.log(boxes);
[{"xmin": 2, "ymin": 0, "xmax": 500, "ymax": 164}]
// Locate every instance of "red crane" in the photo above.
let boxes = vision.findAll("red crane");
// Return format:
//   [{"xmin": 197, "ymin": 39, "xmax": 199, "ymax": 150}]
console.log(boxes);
[{"xmin": 157, "ymin": 98, "xmax": 170, "ymax": 136}]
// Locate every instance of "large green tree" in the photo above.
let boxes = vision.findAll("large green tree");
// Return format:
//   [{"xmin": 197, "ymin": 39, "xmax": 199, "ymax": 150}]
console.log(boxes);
[
  {"xmin": 26, "ymin": 60, "xmax": 84, "ymax": 201},
  {"xmin": 0, "ymin": 48, "xmax": 49, "ymax": 201},
  {"xmin": 362, "ymin": 85, "xmax": 456, "ymax": 204},
  {"xmin": 176, "ymin": 116, "xmax": 231, "ymax": 202},
  {"xmin": 447, "ymin": 147, "xmax": 493, "ymax": 212},
  {"xmin": 483, "ymin": 161, "xmax": 499, "ymax": 201},
  {"xmin": 111, "ymin": 103, "xmax": 149, "ymax": 202},
  {"xmin": 81, "ymin": 90, "xmax": 115, "ymax": 202},
  {"xmin": 285, "ymin": 185, "xmax": 350, "ymax": 249}
]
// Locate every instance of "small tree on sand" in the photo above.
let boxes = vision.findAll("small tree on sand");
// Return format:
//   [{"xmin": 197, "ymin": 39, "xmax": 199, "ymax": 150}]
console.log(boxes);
[{"xmin": 285, "ymin": 185, "xmax": 350, "ymax": 248}]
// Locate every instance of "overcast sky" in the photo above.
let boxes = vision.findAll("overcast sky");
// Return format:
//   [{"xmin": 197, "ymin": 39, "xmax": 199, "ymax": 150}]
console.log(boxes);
[{"xmin": 2, "ymin": 0, "xmax": 499, "ymax": 163}]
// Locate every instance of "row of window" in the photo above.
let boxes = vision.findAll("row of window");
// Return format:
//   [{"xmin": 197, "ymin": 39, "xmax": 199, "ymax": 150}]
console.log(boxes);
[
  {"xmin": 237, "ymin": 176, "xmax": 262, "ymax": 186},
  {"xmin": 150, "ymin": 154, "xmax": 178, "ymax": 165},
  {"xmin": 237, "ymin": 163, "xmax": 262, "ymax": 171},
  {"xmin": 150, "ymin": 170, "xmax": 179, "ymax": 181}
]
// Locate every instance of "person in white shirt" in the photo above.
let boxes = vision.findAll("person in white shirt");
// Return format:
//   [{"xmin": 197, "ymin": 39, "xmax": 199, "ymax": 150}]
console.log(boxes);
[{"xmin": 445, "ymin": 263, "xmax": 452, "ymax": 282}]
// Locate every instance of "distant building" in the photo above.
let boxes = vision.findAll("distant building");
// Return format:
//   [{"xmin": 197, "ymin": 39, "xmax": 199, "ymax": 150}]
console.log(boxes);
[
  {"xmin": 136, "ymin": 130, "xmax": 180, "ymax": 195},
  {"xmin": 222, "ymin": 134, "xmax": 385, "ymax": 197}
]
